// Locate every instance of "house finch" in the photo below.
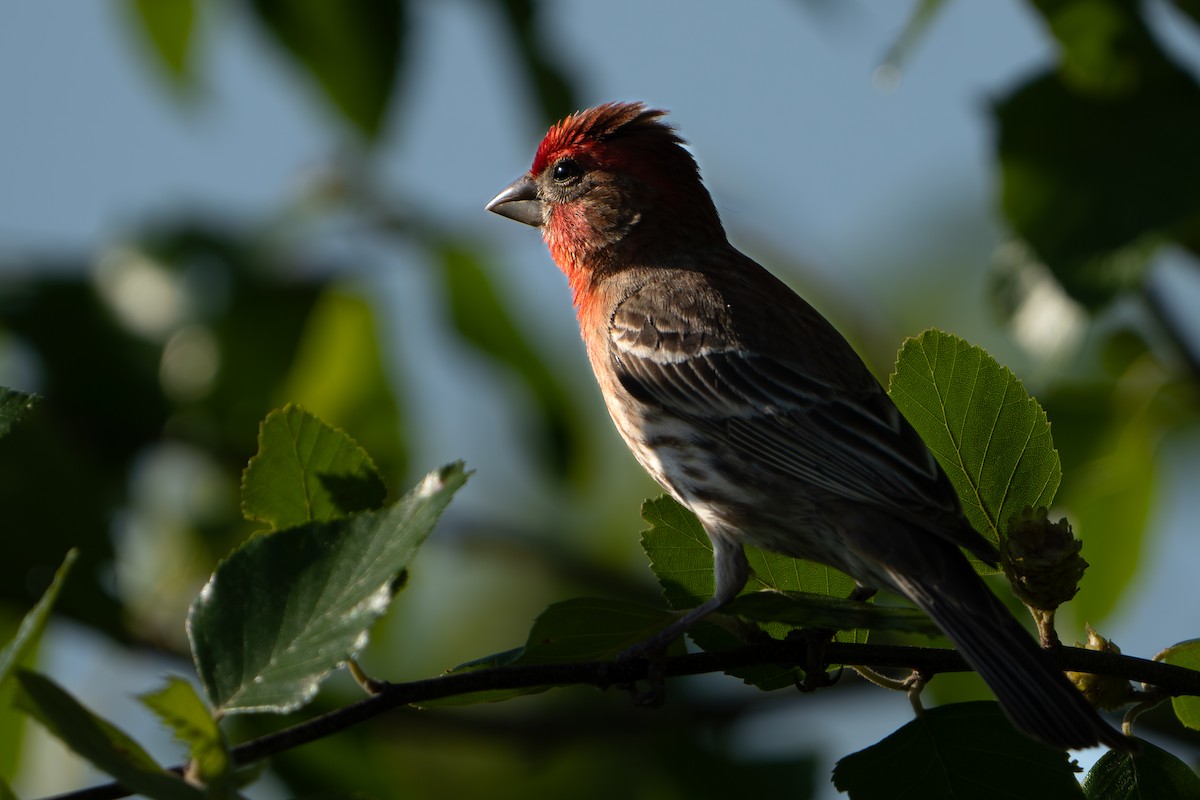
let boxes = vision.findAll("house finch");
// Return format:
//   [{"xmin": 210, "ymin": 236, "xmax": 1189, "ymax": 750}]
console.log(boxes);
[{"xmin": 486, "ymin": 102, "xmax": 1128, "ymax": 751}]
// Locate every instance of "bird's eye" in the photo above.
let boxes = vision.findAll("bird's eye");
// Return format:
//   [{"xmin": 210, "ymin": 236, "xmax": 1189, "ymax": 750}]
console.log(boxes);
[{"xmin": 552, "ymin": 159, "xmax": 582, "ymax": 183}]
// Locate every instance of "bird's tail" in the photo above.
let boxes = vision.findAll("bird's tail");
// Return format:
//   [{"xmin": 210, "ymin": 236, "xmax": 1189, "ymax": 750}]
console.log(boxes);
[{"xmin": 885, "ymin": 551, "xmax": 1133, "ymax": 752}]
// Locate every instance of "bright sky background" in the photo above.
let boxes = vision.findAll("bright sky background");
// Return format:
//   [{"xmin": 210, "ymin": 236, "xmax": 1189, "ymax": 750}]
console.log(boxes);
[{"xmin": 3, "ymin": 2, "xmax": 1199, "ymax": 796}]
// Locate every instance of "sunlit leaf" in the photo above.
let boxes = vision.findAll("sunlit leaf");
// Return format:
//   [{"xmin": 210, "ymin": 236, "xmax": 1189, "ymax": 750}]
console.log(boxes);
[
  {"xmin": 887, "ymin": 329, "xmax": 1061, "ymax": 551},
  {"xmin": 1059, "ymin": 413, "xmax": 1155, "ymax": 624},
  {"xmin": 241, "ymin": 405, "xmax": 387, "ymax": 530},
  {"xmin": 247, "ymin": 0, "xmax": 404, "ymax": 138},
  {"xmin": 833, "ymin": 701, "xmax": 1084, "ymax": 799},
  {"xmin": 139, "ymin": 677, "xmax": 230, "ymax": 788},
  {"xmin": 0, "ymin": 550, "xmax": 75, "ymax": 779},
  {"xmin": 1157, "ymin": 639, "xmax": 1200, "ymax": 731},
  {"xmin": 1083, "ymin": 738, "xmax": 1200, "ymax": 799},
  {"xmin": 13, "ymin": 670, "xmax": 203, "ymax": 800},
  {"xmin": 189, "ymin": 463, "xmax": 468, "ymax": 714},
  {"xmin": 279, "ymin": 289, "xmax": 407, "ymax": 483}
]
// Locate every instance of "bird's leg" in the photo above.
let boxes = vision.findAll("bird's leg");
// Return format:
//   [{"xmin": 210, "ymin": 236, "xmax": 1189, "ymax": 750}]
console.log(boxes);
[
  {"xmin": 616, "ymin": 536, "xmax": 749, "ymax": 705},
  {"xmin": 792, "ymin": 581, "xmax": 879, "ymax": 690}
]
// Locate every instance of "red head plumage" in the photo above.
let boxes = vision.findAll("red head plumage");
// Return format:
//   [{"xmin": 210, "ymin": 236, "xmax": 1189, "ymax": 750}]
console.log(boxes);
[{"xmin": 530, "ymin": 102, "xmax": 679, "ymax": 176}]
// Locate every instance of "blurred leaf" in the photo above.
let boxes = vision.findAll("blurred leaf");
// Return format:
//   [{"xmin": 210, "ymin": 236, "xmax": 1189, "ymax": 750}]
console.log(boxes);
[
  {"xmin": 188, "ymin": 463, "xmax": 467, "ymax": 714},
  {"xmin": 0, "ymin": 775, "xmax": 15, "ymax": 800},
  {"xmin": 0, "ymin": 550, "xmax": 76, "ymax": 778},
  {"xmin": 994, "ymin": 67, "xmax": 1200, "ymax": 308},
  {"xmin": 1083, "ymin": 738, "xmax": 1200, "ymax": 799},
  {"xmin": 0, "ymin": 388, "xmax": 40, "ymax": 440},
  {"xmin": 1029, "ymin": 0, "xmax": 1165, "ymax": 96},
  {"xmin": 493, "ymin": 0, "xmax": 578, "ymax": 123},
  {"xmin": 1157, "ymin": 639, "xmax": 1200, "ymax": 730},
  {"xmin": 440, "ymin": 242, "xmax": 586, "ymax": 482},
  {"xmin": 725, "ymin": 591, "xmax": 939, "ymax": 636},
  {"xmin": 139, "ymin": 677, "xmax": 232, "ymax": 790},
  {"xmin": 13, "ymin": 670, "xmax": 204, "ymax": 800},
  {"xmin": 1059, "ymin": 412, "xmax": 1154, "ymax": 624},
  {"xmin": 127, "ymin": 0, "xmax": 198, "ymax": 92},
  {"xmin": 279, "ymin": 289, "xmax": 407, "ymax": 483},
  {"xmin": 241, "ymin": 405, "xmax": 387, "ymax": 530},
  {"xmin": 887, "ymin": 330, "xmax": 1061, "ymax": 549},
  {"xmin": 832, "ymin": 701, "xmax": 1084, "ymax": 799},
  {"xmin": 247, "ymin": 0, "xmax": 404, "ymax": 138},
  {"xmin": 879, "ymin": 0, "xmax": 948, "ymax": 73},
  {"xmin": 1171, "ymin": 0, "xmax": 1200, "ymax": 26}
]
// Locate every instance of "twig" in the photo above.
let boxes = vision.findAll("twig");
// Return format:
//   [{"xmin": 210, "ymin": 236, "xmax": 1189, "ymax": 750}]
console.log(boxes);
[{"xmin": 38, "ymin": 640, "xmax": 1200, "ymax": 800}]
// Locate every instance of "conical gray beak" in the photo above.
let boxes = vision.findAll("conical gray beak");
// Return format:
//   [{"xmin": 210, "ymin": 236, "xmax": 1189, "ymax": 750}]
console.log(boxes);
[{"xmin": 486, "ymin": 175, "xmax": 544, "ymax": 227}]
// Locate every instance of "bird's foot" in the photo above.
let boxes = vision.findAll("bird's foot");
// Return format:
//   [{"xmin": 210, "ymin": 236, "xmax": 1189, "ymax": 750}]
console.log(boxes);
[
  {"xmin": 786, "ymin": 627, "xmax": 839, "ymax": 691},
  {"xmin": 612, "ymin": 637, "xmax": 671, "ymax": 707}
]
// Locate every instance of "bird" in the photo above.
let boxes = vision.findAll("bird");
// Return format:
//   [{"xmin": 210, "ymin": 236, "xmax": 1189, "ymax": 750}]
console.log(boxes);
[{"xmin": 485, "ymin": 101, "xmax": 1130, "ymax": 751}]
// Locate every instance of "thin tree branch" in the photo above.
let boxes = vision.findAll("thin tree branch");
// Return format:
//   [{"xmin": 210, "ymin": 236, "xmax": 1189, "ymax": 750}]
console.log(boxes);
[{"xmin": 38, "ymin": 639, "xmax": 1200, "ymax": 800}]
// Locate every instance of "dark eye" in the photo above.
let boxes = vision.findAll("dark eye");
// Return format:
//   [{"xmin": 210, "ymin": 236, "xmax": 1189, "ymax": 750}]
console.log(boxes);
[{"xmin": 552, "ymin": 158, "xmax": 582, "ymax": 183}]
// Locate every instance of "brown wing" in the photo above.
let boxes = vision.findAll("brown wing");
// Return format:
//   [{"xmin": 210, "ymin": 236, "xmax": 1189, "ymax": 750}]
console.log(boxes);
[{"xmin": 607, "ymin": 267, "xmax": 997, "ymax": 563}]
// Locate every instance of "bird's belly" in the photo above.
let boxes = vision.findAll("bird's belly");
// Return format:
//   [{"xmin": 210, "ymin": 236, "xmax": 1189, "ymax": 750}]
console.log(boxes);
[{"xmin": 602, "ymin": 396, "xmax": 865, "ymax": 572}]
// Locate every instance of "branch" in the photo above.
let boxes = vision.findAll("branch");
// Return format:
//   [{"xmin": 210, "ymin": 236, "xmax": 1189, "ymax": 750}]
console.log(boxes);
[{"xmin": 40, "ymin": 640, "xmax": 1200, "ymax": 800}]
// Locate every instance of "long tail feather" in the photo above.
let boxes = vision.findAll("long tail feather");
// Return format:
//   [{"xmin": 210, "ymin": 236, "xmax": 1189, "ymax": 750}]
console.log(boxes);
[{"xmin": 885, "ymin": 552, "xmax": 1132, "ymax": 751}]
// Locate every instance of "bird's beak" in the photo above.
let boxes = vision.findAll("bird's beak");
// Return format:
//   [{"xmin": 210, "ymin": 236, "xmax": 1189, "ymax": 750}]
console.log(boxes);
[{"xmin": 485, "ymin": 175, "xmax": 544, "ymax": 227}]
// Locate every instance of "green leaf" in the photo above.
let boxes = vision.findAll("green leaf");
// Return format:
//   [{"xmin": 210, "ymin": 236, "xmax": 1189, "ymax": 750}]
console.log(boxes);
[
  {"xmin": 1059, "ymin": 413, "xmax": 1155, "ymax": 623},
  {"xmin": 0, "ymin": 550, "xmax": 76, "ymax": 778},
  {"xmin": 640, "ymin": 496, "xmax": 859, "ymax": 613},
  {"xmin": 994, "ymin": 67, "xmax": 1200, "ymax": 307},
  {"xmin": 887, "ymin": 330, "xmax": 1061, "ymax": 552},
  {"xmin": 127, "ymin": 0, "xmax": 198, "ymax": 92},
  {"xmin": 1083, "ymin": 738, "xmax": 1200, "ymax": 799},
  {"xmin": 1028, "ymin": 0, "xmax": 1165, "ymax": 96},
  {"xmin": 1170, "ymin": 0, "xmax": 1200, "ymax": 27},
  {"xmin": 519, "ymin": 598, "xmax": 680, "ymax": 664},
  {"xmin": 439, "ymin": 242, "xmax": 586, "ymax": 482},
  {"xmin": 13, "ymin": 670, "xmax": 203, "ymax": 800},
  {"xmin": 241, "ymin": 404, "xmax": 387, "ymax": 530},
  {"xmin": 724, "ymin": 591, "xmax": 939, "ymax": 637},
  {"xmin": 640, "ymin": 496, "xmax": 862, "ymax": 690},
  {"xmin": 425, "ymin": 599, "xmax": 679, "ymax": 707},
  {"xmin": 422, "ymin": 647, "xmax": 531, "ymax": 707},
  {"xmin": 247, "ymin": 0, "xmax": 403, "ymax": 138},
  {"xmin": 833, "ymin": 701, "xmax": 1085, "ymax": 799},
  {"xmin": 1157, "ymin": 639, "xmax": 1200, "ymax": 731},
  {"xmin": 278, "ymin": 289, "xmax": 408, "ymax": 483},
  {"xmin": 189, "ymin": 463, "xmax": 468, "ymax": 714},
  {"xmin": 139, "ymin": 677, "xmax": 230, "ymax": 788},
  {"xmin": 491, "ymin": 0, "xmax": 578, "ymax": 123},
  {"xmin": 0, "ymin": 388, "xmax": 41, "ymax": 440},
  {"xmin": 0, "ymin": 775, "xmax": 16, "ymax": 800}
]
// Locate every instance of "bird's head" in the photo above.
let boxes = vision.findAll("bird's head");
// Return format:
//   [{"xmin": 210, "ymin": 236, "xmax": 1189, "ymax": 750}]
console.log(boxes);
[{"xmin": 486, "ymin": 102, "xmax": 725, "ymax": 281}]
